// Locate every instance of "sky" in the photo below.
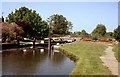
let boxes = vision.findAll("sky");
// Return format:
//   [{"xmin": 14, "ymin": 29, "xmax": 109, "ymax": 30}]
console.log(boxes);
[
  {"xmin": 118, "ymin": 2, "xmax": 120, "ymax": 25},
  {"xmin": 1, "ymin": 2, "xmax": 118, "ymax": 33}
]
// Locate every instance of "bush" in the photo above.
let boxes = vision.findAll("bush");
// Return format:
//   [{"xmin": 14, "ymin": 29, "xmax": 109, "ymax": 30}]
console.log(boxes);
[
  {"xmin": 92, "ymin": 36, "xmax": 98, "ymax": 40},
  {"xmin": 10, "ymin": 40, "xmax": 17, "ymax": 44},
  {"xmin": 6, "ymin": 38, "xmax": 10, "ymax": 43},
  {"xmin": 108, "ymin": 38, "xmax": 112, "ymax": 41},
  {"xmin": 82, "ymin": 39, "xmax": 92, "ymax": 41},
  {"xmin": 99, "ymin": 39, "xmax": 109, "ymax": 42}
]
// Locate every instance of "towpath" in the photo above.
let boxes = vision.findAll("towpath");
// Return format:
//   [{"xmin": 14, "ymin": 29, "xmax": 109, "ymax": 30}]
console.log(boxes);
[{"xmin": 100, "ymin": 45, "xmax": 118, "ymax": 75}]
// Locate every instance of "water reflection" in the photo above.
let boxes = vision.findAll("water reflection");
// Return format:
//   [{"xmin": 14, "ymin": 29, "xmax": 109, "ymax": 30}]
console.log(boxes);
[
  {"xmin": 2, "ymin": 46, "xmax": 75, "ymax": 75},
  {"xmin": 40, "ymin": 49, "xmax": 44, "ymax": 52}
]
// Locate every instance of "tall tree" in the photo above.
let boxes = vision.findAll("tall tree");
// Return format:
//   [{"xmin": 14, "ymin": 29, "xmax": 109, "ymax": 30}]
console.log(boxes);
[
  {"xmin": 6, "ymin": 6, "xmax": 49, "ymax": 39},
  {"xmin": 92, "ymin": 24, "xmax": 106, "ymax": 37},
  {"xmin": 47, "ymin": 14, "xmax": 73, "ymax": 34},
  {"xmin": 113, "ymin": 25, "xmax": 120, "ymax": 42}
]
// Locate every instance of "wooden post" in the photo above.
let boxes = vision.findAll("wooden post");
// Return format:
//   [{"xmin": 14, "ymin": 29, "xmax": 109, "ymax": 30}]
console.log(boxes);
[
  {"xmin": 48, "ymin": 37, "xmax": 51, "ymax": 58},
  {"xmin": 48, "ymin": 24, "xmax": 51, "ymax": 58},
  {"xmin": 33, "ymin": 38, "xmax": 35, "ymax": 48},
  {"xmin": 48, "ymin": 37, "xmax": 51, "ymax": 50}
]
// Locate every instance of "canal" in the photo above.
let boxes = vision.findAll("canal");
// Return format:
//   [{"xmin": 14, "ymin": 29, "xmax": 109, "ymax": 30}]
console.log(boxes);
[{"xmin": 2, "ymin": 46, "xmax": 75, "ymax": 75}]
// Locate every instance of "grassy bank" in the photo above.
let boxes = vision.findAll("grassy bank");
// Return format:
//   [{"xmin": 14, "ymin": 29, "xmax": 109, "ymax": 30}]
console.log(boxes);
[
  {"xmin": 60, "ymin": 41, "xmax": 111, "ymax": 75},
  {"xmin": 112, "ymin": 43, "xmax": 120, "ymax": 62}
]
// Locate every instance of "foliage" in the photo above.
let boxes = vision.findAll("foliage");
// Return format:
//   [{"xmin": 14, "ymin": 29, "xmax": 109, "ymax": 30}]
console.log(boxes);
[
  {"xmin": 52, "ymin": 30, "xmax": 60, "ymax": 34},
  {"xmin": 2, "ymin": 22, "xmax": 24, "ymax": 39},
  {"xmin": 76, "ymin": 31, "xmax": 81, "ymax": 35},
  {"xmin": 67, "ymin": 21, "xmax": 73, "ymax": 32},
  {"xmin": 92, "ymin": 36, "xmax": 98, "ymax": 40},
  {"xmin": 16, "ymin": 20, "xmax": 33, "ymax": 37},
  {"xmin": 81, "ymin": 39, "xmax": 92, "ymax": 41},
  {"xmin": 74, "ymin": 31, "xmax": 81, "ymax": 35},
  {"xmin": 92, "ymin": 24, "xmax": 106, "ymax": 37},
  {"xmin": 35, "ymin": 21, "xmax": 49, "ymax": 39},
  {"xmin": 106, "ymin": 32, "xmax": 113, "ymax": 36},
  {"xmin": 108, "ymin": 38, "xmax": 112, "ymax": 41},
  {"xmin": 6, "ymin": 6, "xmax": 49, "ymax": 39},
  {"xmin": 99, "ymin": 39, "xmax": 109, "ymax": 42},
  {"xmin": 105, "ymin": 32, "xmax": 113, "ymax": 38},
  {"xmin": 113, "ymin": 25, "xmax": 120, "ymax": 42},
  {"xmin": 81, "ymin": 29, "xmax": 89, "ymax": 36},
  {"xmin": 49, "ymin": 30, "xmax": 53, "ymax": 35},
  {"xmin": 71, "ymin": 32, "xmax": 76, "ymax": 35},
  {"xmin": 47, "ymin": 14, "xmax": 73, "ymax": 34}
]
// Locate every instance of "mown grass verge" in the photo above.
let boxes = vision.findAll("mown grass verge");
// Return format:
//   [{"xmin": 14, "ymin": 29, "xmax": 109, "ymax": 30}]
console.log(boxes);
[
  {"xmin": 60, "ymin": 41, "xmax": 111, "ymax": 75},
  {"xmin": 112, "ymin": 43, "xmax": 120, "ymax": 62}
]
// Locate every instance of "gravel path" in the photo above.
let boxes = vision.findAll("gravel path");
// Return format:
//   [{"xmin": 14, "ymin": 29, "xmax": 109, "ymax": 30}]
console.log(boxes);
[{"xmin": 100, "ymin": 46, "xmax": 118, "ymax": 75}]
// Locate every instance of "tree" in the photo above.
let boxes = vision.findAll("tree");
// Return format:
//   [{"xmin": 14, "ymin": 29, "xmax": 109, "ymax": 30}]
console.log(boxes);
[
  {"xmin": 81, "ymin": 29, "xmax": 88, "ymax": 36},
  {"xmin": 6, "ymin": 6, "xmax": 49, "ymax": 39},
  {"xmin": 67, "ymin": 21, "xmax": 73, "ymax": 32},
  {"xmin": 92, "ymin": 24, "xmax": 106, "ymax": 37},
  {"xmin": 47, "ymin": 14, "xmax": 73, "ymax": 34},
  {"xmin": 16, "ymin": 20, "xmax": 33, "ymax": 37},
  {"xmin": 113, "ymin": 25, "xmax": 120, "ymax": 42},
  {"xmin": 75, "ymin": 31, "xmax": 81, "ymax": 35},
  {"xmin": 37, "ymin": 21, "xmax": 49, "ymax": 39},
  {"xmin": 2, "ymin": 22, "xmax": 24, "ymax": 39},
  {"xmin": 105, "ymin": 32, "xmax": 113, "ymax": 38}
]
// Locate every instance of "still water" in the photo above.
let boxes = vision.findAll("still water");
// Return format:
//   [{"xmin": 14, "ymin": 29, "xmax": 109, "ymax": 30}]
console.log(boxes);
[{"xmin": 2, "ymin": 46, "xmax": 75, "ymax": 75}]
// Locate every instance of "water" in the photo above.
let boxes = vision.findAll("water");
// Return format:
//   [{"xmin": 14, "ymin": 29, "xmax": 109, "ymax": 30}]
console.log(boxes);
[{"xmin": 2, "ymin": 46, "xmax": 75, "ymax": 75}]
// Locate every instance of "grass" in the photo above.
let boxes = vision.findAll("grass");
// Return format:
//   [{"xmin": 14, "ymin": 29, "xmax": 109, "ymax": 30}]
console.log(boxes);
[
  {"xmin": 112, "ymin": 43, "xmax": 120, "ymax": 62},
  {"xmin": 60, "ymin": 41, "xmax": 111, "ymax": 75},
  {"xmin": 20, "ymin": 41, "xmax": 32, "ymax": 44},
  {"xmin": 10, "ymin": 41, "xmax": 17, "ymax": 44}
]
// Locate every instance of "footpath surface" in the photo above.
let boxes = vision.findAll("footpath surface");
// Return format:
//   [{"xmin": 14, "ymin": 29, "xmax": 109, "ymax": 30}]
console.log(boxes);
[{"xmin": 100, "ymin": 45, "xmax": 118, "ymax": 75}]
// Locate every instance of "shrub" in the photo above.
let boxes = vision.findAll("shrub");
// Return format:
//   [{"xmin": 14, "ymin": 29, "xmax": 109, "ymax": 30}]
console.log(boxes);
[
  {"xmin": 6, "ymin": 38, "xmax": 10, "ymax": 42},
  {"xmin": 82, "ymin": 39, "xmax": 92, "ymax": 41},
  {"xmin": 108, "ymin": 38, "xmax": 112, "ymax": 41},
  {"xmin": 99, "ymin": 39, "xmax": 109, "ymax": 42},
  {"xmin": 11, "ymin": 40, "xmax": 17, "ymax": 44},
  {"xmin": 92, "ymin": 36, "xmax": 98, "ymax": 40}
]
